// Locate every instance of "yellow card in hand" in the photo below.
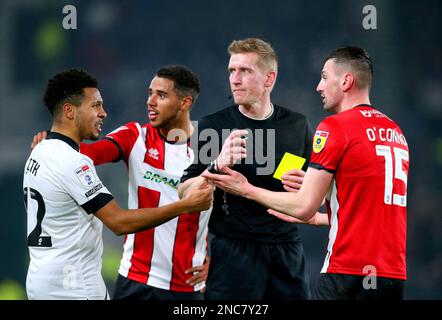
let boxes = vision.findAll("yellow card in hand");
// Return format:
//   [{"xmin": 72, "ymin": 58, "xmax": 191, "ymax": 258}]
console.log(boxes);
[{"xmin": 273, "ymin": 152, "xmax": 306, "ymax": 180}]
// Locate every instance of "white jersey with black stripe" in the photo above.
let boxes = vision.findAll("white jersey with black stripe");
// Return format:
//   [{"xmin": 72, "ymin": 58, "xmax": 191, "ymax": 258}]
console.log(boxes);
[{"xmin": 23, "ymin": 132, "xmax": 113, "ymax": 300}]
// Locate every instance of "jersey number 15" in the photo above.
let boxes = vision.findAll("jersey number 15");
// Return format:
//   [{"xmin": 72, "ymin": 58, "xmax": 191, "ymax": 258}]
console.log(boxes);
[{"xmin": 375, "ymin": 145, "xmax": 409, "ymax": 207}]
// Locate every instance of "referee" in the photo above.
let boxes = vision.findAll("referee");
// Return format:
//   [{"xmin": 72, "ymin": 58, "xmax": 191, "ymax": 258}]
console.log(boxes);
[{"xmin": 179, "ymin": 38, "xmax": 312, "ymax": 299}]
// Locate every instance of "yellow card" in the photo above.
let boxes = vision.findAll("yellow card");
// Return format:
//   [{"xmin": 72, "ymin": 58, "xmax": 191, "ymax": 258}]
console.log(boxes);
[{"xmin": 273, "ymin": 152, "xmax": 306, "ymax": 180}]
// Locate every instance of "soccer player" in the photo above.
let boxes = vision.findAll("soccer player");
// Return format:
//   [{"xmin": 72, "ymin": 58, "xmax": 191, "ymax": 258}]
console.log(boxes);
[
  {"xmin": 179, "ymin": 38, "xmax": 312, "ymax": 299},
  {"xmin": 86, "ymin": 65, "xmax": 213, "ymax": 300},
  {"xmin": 202, "ymin": 47, "xmax": 409, "ymax": 300},
  {"xmin": 23, "ymin": 69, "xmax": 213, "ymax": 300},
  {"xmin": 32, "ymin": 65, "xmax": 213, "ymax": 300}
]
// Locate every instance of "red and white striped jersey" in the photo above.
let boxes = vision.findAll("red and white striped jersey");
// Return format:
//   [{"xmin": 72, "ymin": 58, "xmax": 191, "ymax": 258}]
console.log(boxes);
[
  {"xmin": 81, "ymin": 122, "xmax": 211, "ymax": 292},
  {"xmin": 309, "ymin": 105, "xmax": 408, "ymax": 280}
]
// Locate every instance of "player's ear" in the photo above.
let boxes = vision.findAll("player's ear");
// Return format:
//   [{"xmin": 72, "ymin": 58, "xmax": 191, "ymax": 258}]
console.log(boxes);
[
  {"xmin": 63, "ymin": 103, "xmax": 75, "ymax": 120},
  {"xmin": 180, "ymin": 96, "xmax": 193, "ymax": 111},
  {"xmin": 264, "ymin": 71, "xmax": 277, "ymax": 88},
  {"xmin": 342, "ymin": 73, "xmax": 354, "ymax": 92}
]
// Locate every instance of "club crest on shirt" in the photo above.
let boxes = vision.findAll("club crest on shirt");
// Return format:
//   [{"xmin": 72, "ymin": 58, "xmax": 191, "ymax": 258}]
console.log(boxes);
[
  {"xmin": 74, "ymin": 164, "xmax": 96, "ymax": 186},
  {"xmin": 313, "ymin": 130, "xmax": 329, "ymax": 153}
]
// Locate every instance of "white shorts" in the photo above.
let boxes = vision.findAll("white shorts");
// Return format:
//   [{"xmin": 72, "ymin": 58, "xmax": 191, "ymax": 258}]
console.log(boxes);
[{"xmin": 26, "ymin": 262, "xmax": 108, "ymax": 300}]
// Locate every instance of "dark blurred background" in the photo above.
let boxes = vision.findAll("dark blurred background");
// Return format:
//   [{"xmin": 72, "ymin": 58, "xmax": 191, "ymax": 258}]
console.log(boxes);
[{"xmin": 0, "ymin": 0, "xmax": 440, "ymax": 299}]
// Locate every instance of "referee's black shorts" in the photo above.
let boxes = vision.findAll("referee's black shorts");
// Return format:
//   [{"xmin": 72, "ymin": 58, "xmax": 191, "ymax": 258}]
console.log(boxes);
[
  {"xmin": 313, "ymin": 273, "xmax": 405, "ymax": 300},
  {"xmin": 205, "ymin": 234, "xmax": 310, "ymax": 300}
]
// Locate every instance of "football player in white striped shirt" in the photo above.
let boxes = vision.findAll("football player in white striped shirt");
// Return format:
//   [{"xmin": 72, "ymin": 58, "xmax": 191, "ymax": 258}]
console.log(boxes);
[{"xmin": 23, "ymin": 69, "xmax": 213, "ymax": 300}]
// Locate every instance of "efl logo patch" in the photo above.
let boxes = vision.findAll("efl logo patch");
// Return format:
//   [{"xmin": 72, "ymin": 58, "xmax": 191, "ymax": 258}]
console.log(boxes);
[
  {"xmin": 74, "ymin": 164, "xmax": 96, "ymax": 186},
  {"xmin": 313, "ymin": 130, "xmax": 329, "ymax": 153}
]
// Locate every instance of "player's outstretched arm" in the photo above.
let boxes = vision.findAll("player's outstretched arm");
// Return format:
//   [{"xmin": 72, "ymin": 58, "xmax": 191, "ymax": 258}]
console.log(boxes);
[
  {"xmin": 268, "ymin": 209, "xmax": 329, "ymax": 226},
  {"xmin": 203, "ymin": 166, "xmax": 333, "ymax": 222},
  {"xmin": 96, "ymin": 185, "xmax": 214, "ymax": 235},
  {"xmin": 178, "ymin": 176, "xmax": 210, "ymax": 199},
  {"xmin": 31, "ymin": 130, "xmax": 120, "ymax": 165},
  {"xmin": 79, "ymin": 139, "xmax": 121, "ymax": 165},
  {"xmin": 271, "ymin": 168, "xmax": 329, "ymax": 226}
]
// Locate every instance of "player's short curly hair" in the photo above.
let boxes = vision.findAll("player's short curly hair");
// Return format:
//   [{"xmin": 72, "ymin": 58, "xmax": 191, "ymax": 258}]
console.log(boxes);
[
  {"xmin": 155, "ymin": 65, "xmax": 200, "ymax": 104},
  {"xmin": 43, "ymin": 68, "xmax": 98, "ymax": 116}
]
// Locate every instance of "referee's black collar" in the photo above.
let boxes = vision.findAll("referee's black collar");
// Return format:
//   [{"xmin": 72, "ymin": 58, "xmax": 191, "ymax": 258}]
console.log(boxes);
[{"xmin": 46, "ymin": 131, "xmax": 80, "ymax": 152}]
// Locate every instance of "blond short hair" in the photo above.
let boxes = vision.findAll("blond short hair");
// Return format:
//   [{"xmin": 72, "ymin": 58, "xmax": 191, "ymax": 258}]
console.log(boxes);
[{"xmin": 228, "ymin": 38, "xmax": 278, "ymax": 73}]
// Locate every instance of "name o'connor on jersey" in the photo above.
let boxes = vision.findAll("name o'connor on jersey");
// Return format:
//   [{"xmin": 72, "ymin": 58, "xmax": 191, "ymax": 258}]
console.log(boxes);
[{"xmin": 365, "ymin": 127, "xmax": 408, "ymax": 147}]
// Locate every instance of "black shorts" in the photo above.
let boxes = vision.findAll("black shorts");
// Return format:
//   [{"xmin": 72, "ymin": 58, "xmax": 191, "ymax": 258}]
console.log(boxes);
[
  {"xmin": 205, "ymin": 235, "xmax": 310, "ymax": 300},
  {"xmin": 313, "ymin": 273, "xmax": 405, "ymax": 300},
  {"xmin": 112, "ymin": 274, "xmax": 204, "ymax": 300}
]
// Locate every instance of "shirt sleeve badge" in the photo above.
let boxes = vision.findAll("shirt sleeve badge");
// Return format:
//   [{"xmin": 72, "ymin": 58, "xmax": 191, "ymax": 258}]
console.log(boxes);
[
  {"xmin": 74, "ymin": 164, "xmax": 96, "ymax": 186},
  {"xmin": 313, "ymin": 130, "xmax": 329, "ymax": 153}
]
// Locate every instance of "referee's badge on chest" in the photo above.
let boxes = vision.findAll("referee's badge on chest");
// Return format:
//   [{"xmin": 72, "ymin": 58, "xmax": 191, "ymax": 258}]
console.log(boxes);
[{"xmin": 74, "ymin": 164, "xmax": 96, "ymax": 186}]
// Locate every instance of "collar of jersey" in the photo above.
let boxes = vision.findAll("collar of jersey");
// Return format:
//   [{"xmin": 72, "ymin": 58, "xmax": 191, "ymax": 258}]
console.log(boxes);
[
  {"xmin": 46, "ymin": 131, "xmax": 80, "ymax": 152},
  {"xmin": 353, "ymin": 104, "xmax": 373, "ymax": 109},
  {"xmin": 235, "ymin": 104, "xmax": 276, "ymax": 122}
]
